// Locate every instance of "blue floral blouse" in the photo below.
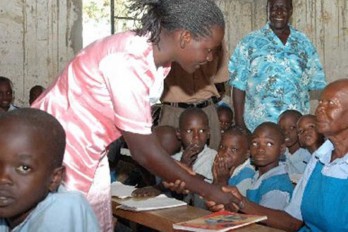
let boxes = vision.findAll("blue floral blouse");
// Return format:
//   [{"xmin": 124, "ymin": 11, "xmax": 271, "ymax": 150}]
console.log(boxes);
[{"xmin": 229, "ymin": 23, "xmax": 326, "ymax": 132}]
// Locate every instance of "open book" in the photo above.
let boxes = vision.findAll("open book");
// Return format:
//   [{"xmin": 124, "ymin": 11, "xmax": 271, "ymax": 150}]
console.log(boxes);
[{"xmin": 173, "ymin": 210, "xmax": 267, "ymax": 232}]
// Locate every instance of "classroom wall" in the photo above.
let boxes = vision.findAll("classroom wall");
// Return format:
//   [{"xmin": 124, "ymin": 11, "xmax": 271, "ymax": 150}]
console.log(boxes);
[
  {"xmin": 0, "ymin": 0, "xmax": 347, "ymax": 106},
  {"xmin": 0, "ymin": 0, "xmax": 82, "ymax": 106}
]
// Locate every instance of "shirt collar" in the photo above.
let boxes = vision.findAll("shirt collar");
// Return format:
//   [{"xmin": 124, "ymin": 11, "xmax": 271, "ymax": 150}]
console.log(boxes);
[{"xmin": 314, "ymin": 139, "xmax": 348, "ymax": 165}]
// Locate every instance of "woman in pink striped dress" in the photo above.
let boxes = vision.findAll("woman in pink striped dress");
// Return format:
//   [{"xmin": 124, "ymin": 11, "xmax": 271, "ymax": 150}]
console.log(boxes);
[{"xmin": 32, "ymin": 0, "xmax": 236, "ymax": 230}]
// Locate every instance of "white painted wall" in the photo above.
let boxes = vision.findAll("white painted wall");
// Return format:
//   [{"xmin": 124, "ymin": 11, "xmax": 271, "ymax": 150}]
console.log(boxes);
[{"xmin": 0, "ymin": 0, "xmax": 81, "ymax": 106}]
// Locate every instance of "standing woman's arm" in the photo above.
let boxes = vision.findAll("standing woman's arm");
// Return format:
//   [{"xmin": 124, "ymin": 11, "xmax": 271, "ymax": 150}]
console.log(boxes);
[{"xmin": 122, "ymin": 131, "xmax": 240, "ymax": 207}]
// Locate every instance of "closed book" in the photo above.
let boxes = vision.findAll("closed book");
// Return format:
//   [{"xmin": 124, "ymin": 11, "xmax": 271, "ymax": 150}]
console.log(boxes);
[{"xmin": 173, "ymin": 210, "xmax": 267, "ymax": 232}]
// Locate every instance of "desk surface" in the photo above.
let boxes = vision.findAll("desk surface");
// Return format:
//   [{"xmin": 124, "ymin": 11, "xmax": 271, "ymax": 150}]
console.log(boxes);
[{"xmin": 112, "ymin": 198, "xmax": 284, "ymax": 232}]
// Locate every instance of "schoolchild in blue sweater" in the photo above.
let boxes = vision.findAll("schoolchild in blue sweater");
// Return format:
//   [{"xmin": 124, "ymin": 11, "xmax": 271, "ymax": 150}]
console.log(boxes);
[
  {"xmin": 246, "ymin": 122, "xmax": 294, "ymax": 210},
  {"xmin": 209, "ymin": 122, "xmax": 294, "ymax": 211},
  {"xmin": 212, "ymin": 126, "xmax": 255, "ymax": 196},
  {"xmin": 0, "ymin": 108, "xmax": 99, "ymax": 231}
]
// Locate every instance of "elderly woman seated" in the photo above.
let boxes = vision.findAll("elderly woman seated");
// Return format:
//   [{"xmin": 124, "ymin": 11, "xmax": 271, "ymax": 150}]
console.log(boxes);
[{"xmin": 205, "ymin": 79, "xmax": 348, "ymax": 232}]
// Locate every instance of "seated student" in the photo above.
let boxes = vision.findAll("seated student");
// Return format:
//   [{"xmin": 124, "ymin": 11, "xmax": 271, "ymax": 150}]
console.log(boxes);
[
  {"xmin": 212, "ymin": 126, "xmax": 254, "ymax": 196},
  {"xmin": 29, "ymin": 85, "xmax": 45, "ymax": 105},
  {"xmin": 0, "ymin": 76, "xmax": 18, "ymax": 114},
  {"xmin": 297, "ymin": 114, "xmax": 325, "ymax": 154},
  {"xmin": 172, "ymin": 107, "xmax": 217, "ymax": 208},
  {"xmin": 217, "ymin": 105, "xmax": 234, "ymax": 134},
  {"xmin": 245, "ymin": 122, "xmax": 294, "ymax": 210},
  {"xmin": 132, "ymin": 125, "xmax": 182, "ymax": 197},
  {"xmin": 123, "ymin": 125, "xmax": 183, "ymax": 188},
  {"xmin": 191, "ymin": 122, "xmax": 292, "ymax": 212},
  {"xmin": 278, "ymin": 110, "xmax": 311, "ymax": 176},
  {"xmin": 207, "ymin": 79, "xmax": 348, "ymax": 232},
  {"xmin": 0, "ymin": 108, "xmax": 99, "ymax": 231}
]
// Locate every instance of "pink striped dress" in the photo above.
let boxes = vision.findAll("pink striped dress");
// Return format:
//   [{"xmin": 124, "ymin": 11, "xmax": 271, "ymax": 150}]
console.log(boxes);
[{"xmin": 32, "ymin": 31, "xmax": 171, "ymax": 231}]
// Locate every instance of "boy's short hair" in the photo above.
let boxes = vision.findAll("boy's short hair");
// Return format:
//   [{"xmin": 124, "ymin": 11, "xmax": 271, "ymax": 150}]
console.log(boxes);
[
  {"xmin": 255, "ymin": 121, "xmax": 285, "ymax": 143},
  {"xmin": 223, "ymin": 125, "xmax": 251, "ymax": 145},
  {"xmin": 278, "ymin": 109, "xmax": 302, "ymax": 122},
  {"xmin": 178, "ymin": 107, "xmax": 209, "ymax": 128},
  {"xmin": 217, "ymin": 105, "xmax": 233, "ymax": 116},
  {"xmin": 0, "ymin": 76, "xmax": 13, "ymax": 90},
  {"xmin": 0, "ymin": 76, "xmax": 12, "ymax": 85},
  {"xmin": 0, "ymin": 108, "xmax": 66, "ymax": 167}
]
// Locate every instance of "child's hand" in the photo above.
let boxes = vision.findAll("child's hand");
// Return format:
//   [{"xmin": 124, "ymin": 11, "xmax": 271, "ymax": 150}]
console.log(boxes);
[
  {"xmin": 212, "ymin": 155, "xmax": 235, "ymax": 185},
  {"xmin": 131, "ymin": 186, "xmax": 161, "ymax": 198},
  {"xmin": 181, "ymin": 143, "xmax": 201, "ymax": 167}
]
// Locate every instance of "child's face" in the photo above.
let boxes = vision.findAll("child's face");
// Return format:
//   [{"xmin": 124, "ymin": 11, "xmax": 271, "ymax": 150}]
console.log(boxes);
[
  {"xmin": 218, "ymin": 111, "xmax": 233, "ymax": 133},
  {"xmin": 157, "ymin": 133, "xmax": 181, "ymax": 156},
  {"xmin": 297, "ymin": 116, "xmax": 321, "ymax": 148},
  {"xmin": 0, "ymin": 120, "xmax": 58, "ymax": 227},
  {"xmin": 217, "ymin": 133, "xmax": 249, "ymax": 168},
  {"xmin": 178, "ymin": 114, "xmax": 210, "ymax": 152},
  {"xmin": 0, "ymin": 82, "xmax": 13, "ymax": 111},
  {"xmin": 29, "ymin": 88, "xmax": 43, "ymax": 105},
  {"xmin": 250, "ymin": 126, "xmax": 284, "ymax": 172},
  {"xmin": 278, "ymin": 114, "xmax": 299, "ymax": 149}
]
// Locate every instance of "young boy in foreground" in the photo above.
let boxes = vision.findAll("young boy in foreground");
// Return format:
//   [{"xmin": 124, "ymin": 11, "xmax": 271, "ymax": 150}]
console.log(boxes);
[{"xmin": 0, "ymin": 108, "xmax": 99, "ymax": 231}]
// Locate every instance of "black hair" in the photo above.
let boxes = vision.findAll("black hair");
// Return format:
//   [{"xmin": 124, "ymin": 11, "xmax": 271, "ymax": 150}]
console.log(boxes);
[
  {"xmin": 217, "ymin": 105, "xmax": 234, "ymax": 118},
  {"xmin": 0, "ymin": 108, "xmax": 66, "ymax": 168},
  {"xmin": 266, "ymin": 0, "xmax": 293, "ymax": 17},
  {"xmin": 223, "ymin": 125, "xmax": 251, "ymax": 145},
  {"xmin": 128, "ymin": 0, "xmax": 225, "ymax": 44},
  {"xmin": 267, "ymin": 0, "xmax": 293, "ymax": 8},
  {"xmin": 278, "ymin": 109, "xmax": 302, "ymax": 123},
  {"xmin": 254, "ymin": 121, "xmax": 285, "ymax": 143},
  {"xmin": 30, "ymin": 85, "xmax": 45, "ymax": 93},
  {"xmin": 179, "ymin": 107, "xmax": 209, "ymax": 129},
  {"xmin": 0, "ymin": 76, "xmax": 13, "ymax": 88}
]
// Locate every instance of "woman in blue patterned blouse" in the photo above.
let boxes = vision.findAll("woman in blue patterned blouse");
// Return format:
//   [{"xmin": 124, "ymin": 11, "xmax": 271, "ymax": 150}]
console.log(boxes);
[{"xmin": 229, "ymin": 0, "xmax": 326, "ymax": 132}]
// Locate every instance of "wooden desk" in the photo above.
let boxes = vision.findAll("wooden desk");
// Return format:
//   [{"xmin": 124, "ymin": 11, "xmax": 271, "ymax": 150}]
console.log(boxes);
[{"xmin": 112, "ymin": 198, "xmax": 284, "ymax": 232}]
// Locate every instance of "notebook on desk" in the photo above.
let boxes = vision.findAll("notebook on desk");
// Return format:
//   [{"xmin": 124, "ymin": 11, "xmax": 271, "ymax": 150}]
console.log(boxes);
[
  {"xmin": 112, "ymin": 181, "xmax": 187, "ymax": 211},
  {"xmin": 114, "ymin": 194, "xmax": 187, "ymax": 211},
  {"xmin": 111, "ymin": 181, "xmax": 136, "ymax": 199}
]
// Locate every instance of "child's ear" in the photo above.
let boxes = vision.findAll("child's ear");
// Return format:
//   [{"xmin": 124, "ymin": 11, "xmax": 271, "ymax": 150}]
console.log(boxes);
[
  {"xmin": 176, "ymin": 129, "xmax": 182, "ymax": 140},
  {"xmin": 48, "ymin": 166, "xmax": 65, "ymax": 192}
]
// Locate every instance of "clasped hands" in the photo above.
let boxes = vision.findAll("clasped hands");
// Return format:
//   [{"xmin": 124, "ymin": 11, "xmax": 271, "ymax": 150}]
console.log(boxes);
[{"xmin": 162, "ymin": 160, "xmax": 246, "ymax": 212}]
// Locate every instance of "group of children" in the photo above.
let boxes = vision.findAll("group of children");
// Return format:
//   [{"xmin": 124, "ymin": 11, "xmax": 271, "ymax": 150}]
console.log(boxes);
[
  {"xmin": 128, "ymin": 104, "xmax": 326, "ymax": 216},
  {"xmin": 0, "ymin": 76, "xmax": 45, "ymax": 114},
  {"xmin": 0, "ymin": 79, "xmax": 326, "ymax": 230},
  {"xmin": 0, "ymin": 75, "xmax": 325, "ymax": 230}
]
